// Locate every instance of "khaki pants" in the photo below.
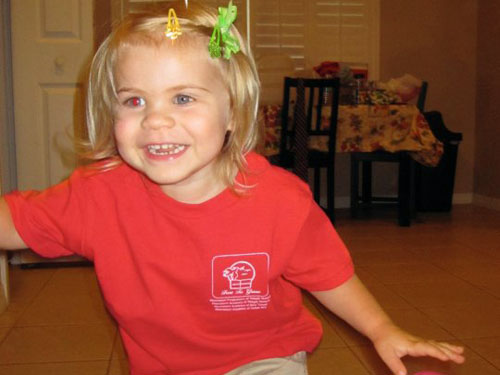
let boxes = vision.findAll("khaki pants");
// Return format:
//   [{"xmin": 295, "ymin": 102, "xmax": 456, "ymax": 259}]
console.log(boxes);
[{"xmin": 225, "ymin": 351, "xmax": 308, "ymax": 375}]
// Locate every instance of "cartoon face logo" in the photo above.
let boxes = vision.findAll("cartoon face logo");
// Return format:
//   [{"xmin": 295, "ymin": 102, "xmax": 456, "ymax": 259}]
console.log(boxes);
[
  {"xmin": 222, "ymin": 261, "xmax": 256, "ymax": 291},
  {"xmin": 212, "ymin": 253, "xmax": 269, "ymax": 299}
]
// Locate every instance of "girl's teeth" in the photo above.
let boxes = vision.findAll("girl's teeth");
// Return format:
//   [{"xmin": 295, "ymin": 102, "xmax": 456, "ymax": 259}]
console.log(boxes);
[{"xmin": 147, "ymin": 144, "xmax": 186, "ymax": 155}]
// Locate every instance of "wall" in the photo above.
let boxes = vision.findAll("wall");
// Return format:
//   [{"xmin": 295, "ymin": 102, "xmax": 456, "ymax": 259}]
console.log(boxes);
[
  {"xmin": 475, "ymin": 0, "xmax": 500, "ymax": 206},
  {"xmin": 379, "ymin": 0, "xmax": 477, "ymax": 202},
  {"xmin": 0, "ymin": 0, "xmax": 15, "ymax": 194},
  {"xmin": 0, "ymin": 0, "xmax": 12, "ymax": 310},
  {"xmin": 1, "ymin": 1, "xmax": 492, "ymax": 209}
]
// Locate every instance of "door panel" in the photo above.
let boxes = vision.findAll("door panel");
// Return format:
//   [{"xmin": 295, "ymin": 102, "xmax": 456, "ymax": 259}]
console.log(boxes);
[
  {"xmin": 11, "ymin": 0, "xmax": 92, "ymax": 191},
  {"xmin": 0, "ymin": 252, "xmax": 8, "ymax": 312},
  {"xmin": 10, "ymin": 0, "xmax": 93, "ymax": 264}
]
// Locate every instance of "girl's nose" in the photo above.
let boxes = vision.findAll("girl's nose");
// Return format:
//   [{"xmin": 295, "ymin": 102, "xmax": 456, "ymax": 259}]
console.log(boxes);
[{"xmin": 142, "ymin": 110, "xmax": 175, "ymax": 130}]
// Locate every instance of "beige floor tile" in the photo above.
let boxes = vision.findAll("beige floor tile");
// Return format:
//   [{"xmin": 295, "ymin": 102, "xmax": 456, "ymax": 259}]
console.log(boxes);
[
  {"xmin": 0, "ymin": 361, "xmax": 109, "ymax": 375},
  {"xmin": 0, "ymin": 309, "xmax": 22, "ymax": 328},
  {"xmin": 307, "ymin": 347, "xmax": 370, "ymax": 375},
  {"xmin": 316, "ymin": 309, "xmax": 371, "ymax": 347},
  {"xmin": 413, "ymin": 245, "xmax": 500, "ymax": 272},
  {"xmin": 477, "ymin": 243, "xmax": 500, "ymax": 262},
  {"xmin": 347, "ymin": 344, "xmax": 393, "ymax": 375},
  {"xmin": 451, "ymin": 228, "xmax": 500, "ymax": 250},
  {"xmin": 42, "ymin": 267, "xmax": 101, "ymax": 295},
  {"xmin": 341, "ymin": 236, "xmax": 402, "ymax": 253},
  {"xmin": 6, "ymin": 267, "xmax": 56, "ymax": 313},
  {"xmin": 17, "ymin": 286, "xmax": 113, "ymax": 327},
  {"xmin": 0, "ymin": 327, "xmax": 10, "ymax": 342},
  {"xmin": 351, "ymin": 341, "xmax": 500, "ymax": 375},
  {"xmin": 360, "ymin": 262, "xmax": 463, "ymax": 285},
  {"xmin": 315, "ymin": 326, "xmax": 347, "ymax": 351},
  {"xmin": 385, "ymin": 308, "xmax": 456, "ymax": 341},
  {"xmin": 407, "ymin": 240, "xmax": 475, "ymax": 255},
  {"xmin": 439, "ymin": 262, "xmax": 500, "ymax": 286},
  {"xmin": 1, "ymin": 205, "xmax": 499, "ymax": 374},
  {"xmin": 387, "ymin": 279, "xmax": 500, "ymax": 309},
  {"xmin": 472, "ymin": 276, "xmax": 500, "ymax": 299},
  {"xmin": 111, "ymin": 333, "xmax": 128, "ymax": 360},
  {"xmin": 402, "ymin": 347, "xmax": 500, "ymax": 375},
  {"xmin": 362, "ymin": 282, "xmax": 414, "ymax": 309},
  {"xmin": 12, "ymin": 266, "xmax": 114, "ymax": 327},
  {"xmin": 421, "ymin": 303, "xmax": 500, "ymax": 339},
  {"xmin": 303, "ymin": 296, "xmax": 347, "ymax": 349},
  {"xmin": 353, "ymin": 266, "xmax": 382, "ymax": 286},
  {"xmin": 0, "ymin": 324, "xmax": 115, "ymax": 364},
  {"xmin": 109, "ymin": 334, "xmax": 130, "ymax": 375},
  {"xmin": 464, "ymin": 336, "xmax": 500, "ymax": 369},
  {"xmin": 108, "ymin": 356, "xmax": 130, "ymax": 375},
  {"xmin": 380, "ymin": 230, "xmax": 460, "ymax": 249},
  {"xmin": 351, "ymin": 248, "xmax": 425, "ymax": 266}
]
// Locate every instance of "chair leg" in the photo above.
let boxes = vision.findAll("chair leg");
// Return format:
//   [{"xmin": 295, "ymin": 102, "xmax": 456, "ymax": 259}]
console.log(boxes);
[
  {"xmin": 350, "ymin": 156, "xmax": 359, "ymax": 218},
  {"xmin": 409, "ymin": 159, "xmax": 417, "ymax": 219},
  {"xmin": 313, "ymin": 167, "xmax": 320, "ymax": 204},
  {"xmin": 361, "ymin": 161, "xmax": 372, "ymax": 205},
  {"xmin": 398, "ymin": 154, "xmax": 411, "ymax": 226},
  {"xmin": 326, "ymin": 166, "xmax": 335, "ymax": 223}
]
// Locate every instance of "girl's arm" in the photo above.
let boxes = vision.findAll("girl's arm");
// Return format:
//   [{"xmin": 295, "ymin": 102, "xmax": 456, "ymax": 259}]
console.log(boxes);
[
  {"xmin": 311, "ymin": 274, "xmax": 465, "ymax": 375},
  {"xmin": 0, "ymin": 197, "xmax": 26, "ymax": 250}
]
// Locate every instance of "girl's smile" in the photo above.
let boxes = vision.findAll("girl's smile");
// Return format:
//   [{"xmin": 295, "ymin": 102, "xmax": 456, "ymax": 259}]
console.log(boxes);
[
  {"xmin": 113, "ymin": 39, "xmax": 233, "ymax": 204},
  {"xmin": 146, "ymin": 143, "xmax": 187, "ymax": 159}
]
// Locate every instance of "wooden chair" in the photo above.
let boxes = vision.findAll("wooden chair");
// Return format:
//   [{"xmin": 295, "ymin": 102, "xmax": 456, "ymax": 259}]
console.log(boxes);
[
  {"xmin": 349, "ymin": 81, "xmax": 428, "ymax": 226},
  {"xmin": 271, "ymin": 77, "xmax": 340, "ymax": 222}
]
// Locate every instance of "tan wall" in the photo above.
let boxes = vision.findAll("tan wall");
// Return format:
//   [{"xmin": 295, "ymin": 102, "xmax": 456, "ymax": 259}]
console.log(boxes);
[
  {"xmin": 380, "ymin": 0, "xmax": 477, "ymax": 198},
  {"xmin": 475, "ymin": 1, "xmax": 500, "ymax": 200},
  {"xmin": 0, "ymin": 0, "xmax": 10, "ymax": 310},
  {"xmin": 2, "ymin": 1, "xmax": 494, "ymax": 206}
]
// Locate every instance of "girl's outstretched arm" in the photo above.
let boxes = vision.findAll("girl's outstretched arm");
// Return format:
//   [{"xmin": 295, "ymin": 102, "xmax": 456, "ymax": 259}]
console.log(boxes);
[
  {"xmin": 310, "ymin": 274, "xmax": 465, "ymax": 375},
  {"xmin": 0, "ymin": 197, "xmax": 26, "ymax": 250}
]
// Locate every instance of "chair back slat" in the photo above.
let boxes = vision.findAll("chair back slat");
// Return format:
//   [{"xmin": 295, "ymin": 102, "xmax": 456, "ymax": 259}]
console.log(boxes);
[
  {"xmin": 280, "ymin": 77, "xmax": 340, "ymax": 153},
  {"xmin": 417, "ymin": 81, "xmax": 428, "ymax": 112},
  {"xmin": 277, "ymin": 77, "xmax": 340, "ymax": 222}
]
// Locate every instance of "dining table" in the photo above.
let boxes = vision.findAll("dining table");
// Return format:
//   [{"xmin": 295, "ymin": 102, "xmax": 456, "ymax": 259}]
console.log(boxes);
[{"xmin": 259, "ymin": 103, "xmax": 444, "ymax": 167}]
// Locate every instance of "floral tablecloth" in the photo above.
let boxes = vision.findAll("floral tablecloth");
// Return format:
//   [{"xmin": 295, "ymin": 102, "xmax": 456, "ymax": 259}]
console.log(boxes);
[{"xmin": 259, "ymin": 104, "xmax": 444, "ymax": 167}]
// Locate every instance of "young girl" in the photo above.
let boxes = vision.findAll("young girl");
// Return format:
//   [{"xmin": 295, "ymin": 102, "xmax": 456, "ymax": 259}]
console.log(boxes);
[{"xmin": 0, "ymin": 1, "xmax": 464, "ymax": 374}]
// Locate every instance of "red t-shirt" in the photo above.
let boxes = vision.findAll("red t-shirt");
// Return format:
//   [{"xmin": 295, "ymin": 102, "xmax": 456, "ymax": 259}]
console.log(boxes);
[{"xmin": 5, "ymin": 152, "xmax": 354, "ymax": 375}]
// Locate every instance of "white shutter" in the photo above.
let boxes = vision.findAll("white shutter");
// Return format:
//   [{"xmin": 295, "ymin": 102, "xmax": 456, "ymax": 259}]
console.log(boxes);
[
  {"xmin": 251, "ymin": 0, "xmax": 379, "ymax": 76},
  {"xmin": 251, "ymin": 0, "xmax": 307, "ymax": 70}
]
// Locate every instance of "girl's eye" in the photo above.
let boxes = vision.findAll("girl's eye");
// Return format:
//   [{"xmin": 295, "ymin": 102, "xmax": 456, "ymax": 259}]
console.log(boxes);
[
  {"xmin": 174, "ymin": 94, "xmax": 193, "ymax": 105},
  {"xmin": 125, "ymin": 97, "xmax": 145, "ymax": 107}
]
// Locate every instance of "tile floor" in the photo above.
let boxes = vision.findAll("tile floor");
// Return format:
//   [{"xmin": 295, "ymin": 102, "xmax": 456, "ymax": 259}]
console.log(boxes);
[{"xmin": 0, "ymin": 204, "xmax": 499, "ymax": 374}]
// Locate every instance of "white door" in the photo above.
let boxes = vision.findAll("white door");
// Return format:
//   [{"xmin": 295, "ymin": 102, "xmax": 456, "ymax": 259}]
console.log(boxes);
[{"xmin": 10, "ymin": 0, "xmax": 94, "ymax": 264}]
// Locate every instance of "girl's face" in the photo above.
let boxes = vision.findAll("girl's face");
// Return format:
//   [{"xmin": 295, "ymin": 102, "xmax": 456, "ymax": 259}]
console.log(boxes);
[{"xmin": 113, "ymin": 39, "xmax": 233, "ymax": 203}]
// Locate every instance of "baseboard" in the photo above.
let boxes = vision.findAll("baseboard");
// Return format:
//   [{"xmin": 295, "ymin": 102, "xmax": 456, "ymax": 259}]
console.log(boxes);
[
  {"xmin": 331, "ymin": 193, "xmax": 474, "ymax": 209},
  {"xmin": 335, "ymin": 196, "xmax": 351, "ymax": 209},
  {"xmin": 453, "ymin": 193, "xmax": 473, "ymax": 205},
  {"xmin": 473, "ymin": 194, "xmax": 500, "ymax": 211}
]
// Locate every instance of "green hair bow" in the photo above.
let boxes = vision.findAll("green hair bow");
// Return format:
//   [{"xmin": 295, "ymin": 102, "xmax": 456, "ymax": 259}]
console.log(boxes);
[{"xmin": 208, "ymin": 1, "xmax": 240, "ymax": 59}]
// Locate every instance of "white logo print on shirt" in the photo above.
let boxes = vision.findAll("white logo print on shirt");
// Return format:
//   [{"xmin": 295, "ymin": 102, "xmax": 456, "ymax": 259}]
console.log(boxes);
[
  {"xmin": 223, "ymin": 261, "xmax": 256, "ymax": 292},
  {"xmin": 210, "ymin": 253, "xmax": 271, "ymax": 312}
]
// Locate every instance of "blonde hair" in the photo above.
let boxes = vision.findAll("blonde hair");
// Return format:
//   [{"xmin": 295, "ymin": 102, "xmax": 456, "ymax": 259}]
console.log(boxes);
[{"xmin": 84, "ymin": 0, "xmax": 260, "ymax": 189}]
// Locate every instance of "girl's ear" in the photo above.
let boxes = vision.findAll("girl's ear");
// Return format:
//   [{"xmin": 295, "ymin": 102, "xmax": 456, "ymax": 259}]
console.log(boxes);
[
  {"xmin": 226, "ymin": 112, "xmax": 235, "ymax": 131},
  {"xmin": 222, "ymin": 129, "xmax": 232, "ymax": 149}
]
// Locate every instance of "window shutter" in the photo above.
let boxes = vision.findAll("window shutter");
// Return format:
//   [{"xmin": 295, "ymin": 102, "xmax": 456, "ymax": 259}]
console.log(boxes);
[
  {"xmin": 251, "ymin": 0, "xmax": 307, "ymax": 70},
  {"xmin": 251, "ymin": 0, "xmax": 379, "ymax": 76}
]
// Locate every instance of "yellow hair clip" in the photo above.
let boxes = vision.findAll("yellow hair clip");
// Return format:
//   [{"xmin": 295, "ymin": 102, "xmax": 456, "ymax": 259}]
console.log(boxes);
[{"xmin": 165, "ymin": 8, "xmax": 182, "ymax": 40}]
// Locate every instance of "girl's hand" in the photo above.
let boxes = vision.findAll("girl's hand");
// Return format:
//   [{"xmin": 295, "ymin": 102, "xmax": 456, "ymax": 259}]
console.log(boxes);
[{"xmin": 371, "ymin": 323, "xmax": 465, "ymax": 375}]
